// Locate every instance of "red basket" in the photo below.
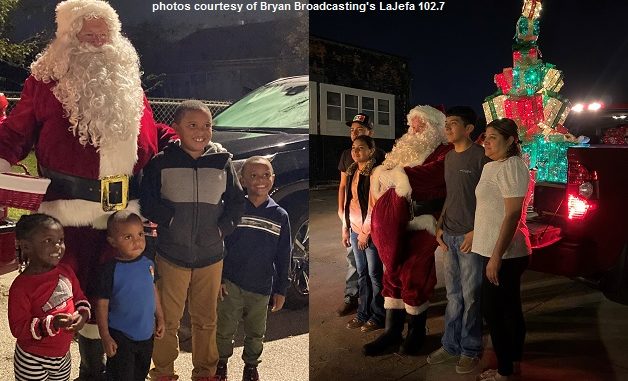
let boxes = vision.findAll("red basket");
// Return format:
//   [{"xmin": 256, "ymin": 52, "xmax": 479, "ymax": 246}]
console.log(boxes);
[
  {"xmin": 0, "ymin": 164, "xmax": 50, "ymax": 211},
  {"xmin": 0, "ymin": 188, "xmax": 45, "ymax": 211}
]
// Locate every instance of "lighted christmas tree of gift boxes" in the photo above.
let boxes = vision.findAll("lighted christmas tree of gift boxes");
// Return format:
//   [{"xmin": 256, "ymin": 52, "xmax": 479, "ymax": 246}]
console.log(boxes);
[{"xmin": 482, "ymin": 0, "xmax": 577, "ymax": 183}]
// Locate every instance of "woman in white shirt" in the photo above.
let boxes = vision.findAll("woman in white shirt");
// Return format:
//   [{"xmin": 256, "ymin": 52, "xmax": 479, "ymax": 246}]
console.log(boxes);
[{"xmin": 473, "ymin": 118, "xmax": 531, "ymax": 381}]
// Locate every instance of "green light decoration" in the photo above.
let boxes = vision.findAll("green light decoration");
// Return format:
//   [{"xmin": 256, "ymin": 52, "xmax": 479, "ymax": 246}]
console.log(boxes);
[
  {"xmin": 522, "ymin": 135, "xmax": 575, "ymax": 183},
  {"xmin": 481, "ymin": 0, "xmax": 585, "ymax": 183}
]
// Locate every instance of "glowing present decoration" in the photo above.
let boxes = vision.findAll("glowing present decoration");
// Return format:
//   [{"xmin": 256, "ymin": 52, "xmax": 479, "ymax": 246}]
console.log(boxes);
[
  {"xmin": 513, "ymin": 48, "xmax": 538, "ymax": 65},
  {"xmin": 504, "ymin": 94, "xmax": 544, "ymax": 136},
  {"xmin": 543, "ymin": 95, "xmax": 571, "ymax": 129},
  {"xmin": 495, "ymin": 68, "xmax": 513, "ymax": 94},
  {"xmin": 483, "ymin": 0, "xmax": 580, "ymax": 184},
  {"xmin": 541, "ymin": 67, "xmax": 564, "ymax": 92},
  {"xmin": 522, "ymin": 0, "xmax": 542, "ymax": 19},
  {"xmin": 512, "ymin": 63, "xmax": 543, "ymax": 96},
  {"xmin": 482, "ymin": 94, "xmax": 508, "ymax": 123},
  {"xmin": 516, "ymin": 17, "xmax": 540, "ymax": 42},
  {"xmin": 521, "ymin": 134, "xmax": 574, "ymax": 183}
]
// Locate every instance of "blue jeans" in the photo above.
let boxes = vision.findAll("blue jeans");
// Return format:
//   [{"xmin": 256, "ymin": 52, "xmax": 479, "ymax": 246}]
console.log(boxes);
[
  {"xmin": 350, "ymin": 230, "xmax": 385, "ymax": 325},
  {"xmin": 441, "ymin": 232, "xmax": 484, "ymax": 358},
  {"xmin": 344, "ymin": 247, "xmax": 359, "ymax": 302}
]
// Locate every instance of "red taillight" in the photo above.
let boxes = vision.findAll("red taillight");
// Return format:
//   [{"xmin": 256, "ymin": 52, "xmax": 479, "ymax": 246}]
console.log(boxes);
[
  {"xmin": 566, "ymin": 162, "xmax": 598, "ymax": 221},
  {"xmin": 567, "ymin": 194, "xmax": 591, "ymax": 220}
]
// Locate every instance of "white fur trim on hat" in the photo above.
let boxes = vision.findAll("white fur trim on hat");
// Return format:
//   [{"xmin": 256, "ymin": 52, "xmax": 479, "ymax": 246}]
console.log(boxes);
[
  {"xmin": 407, "ymin": 214, "xmax": 437, "ymax": 236},
  {"xmin": 405, "ymin": 301, "xmax": 429, "ymax": 315},
  {"xmin": 407, "ymin": 105, "xmax": 446, "ymax": 132},
  {"xmin": 55, "ymin": 0, "xmax": 121, "ymax": 39}
]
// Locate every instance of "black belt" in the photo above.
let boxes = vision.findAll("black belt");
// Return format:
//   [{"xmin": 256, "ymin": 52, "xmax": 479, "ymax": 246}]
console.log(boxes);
[
  {"xmin": 39, "ymin": 166, "xmax": 140, "ymax": 211},
  {"xmin": 410, "ymin": 198, "xmax": 445, "ymax": 219}
]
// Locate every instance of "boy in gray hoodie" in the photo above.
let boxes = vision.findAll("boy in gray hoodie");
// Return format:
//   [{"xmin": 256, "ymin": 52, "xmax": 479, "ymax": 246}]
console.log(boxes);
[{"xmin": 141, "ymin": 100, "xmax": 245, "ymax": 381}]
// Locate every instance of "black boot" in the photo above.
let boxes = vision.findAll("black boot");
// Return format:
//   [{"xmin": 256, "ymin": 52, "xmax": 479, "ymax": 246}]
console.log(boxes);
[
  {"xmin": 75, "ymin": 335, "xmax": 106, "ymax": 381},
  {"xmin": 362, "ymin": 309, "xmax": 405, "ymax": 356},
  {"xmin": 399, "ymin": 311, "xmax": 427, "ymax": 356}
]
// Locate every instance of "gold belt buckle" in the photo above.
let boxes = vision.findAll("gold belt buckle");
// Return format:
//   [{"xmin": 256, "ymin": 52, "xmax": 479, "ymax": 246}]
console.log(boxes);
[{"xmin": 100, "ymin": 174, "xmax": 129, "ymax": 212}]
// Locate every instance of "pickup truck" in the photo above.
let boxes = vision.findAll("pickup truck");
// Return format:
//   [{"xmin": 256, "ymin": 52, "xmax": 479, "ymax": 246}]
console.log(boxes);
[{"xmin": 528, "ymin": 104, "xmax": 628, "ymax": 304}]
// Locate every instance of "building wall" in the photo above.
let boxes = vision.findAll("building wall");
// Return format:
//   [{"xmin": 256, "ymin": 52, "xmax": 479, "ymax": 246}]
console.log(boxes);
[{"xmin": 309, "ymin": 37, "xmax": 411, "ymax": 184}]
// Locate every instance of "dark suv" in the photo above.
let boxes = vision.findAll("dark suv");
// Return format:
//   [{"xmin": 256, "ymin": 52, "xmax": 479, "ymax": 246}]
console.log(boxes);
[{"xmin": 212, "ymin": 76, "xmax": 309, "ymax": 307}]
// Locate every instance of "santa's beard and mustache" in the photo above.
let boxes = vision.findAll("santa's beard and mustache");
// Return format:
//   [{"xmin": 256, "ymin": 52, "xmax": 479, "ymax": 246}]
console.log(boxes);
[
  {"xmin": 371, "ymin": 123, "xmax": 445, "ymax": 200},
  {"xmin": 381, "ymin": 124, "xmax": 443, "ymax": 170},
  {"xmin": 31, "ymin": 37, "xmax": 143, "ymax": 153}
]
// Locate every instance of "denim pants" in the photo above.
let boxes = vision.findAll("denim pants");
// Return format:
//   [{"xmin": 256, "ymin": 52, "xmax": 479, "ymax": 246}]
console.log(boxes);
[
  {"xmin": 441, "ymin": 233, "xmax": 484, "ymax": 358},
  {"xmin": 344, "ymin": 247, "xmax": 359, "ymax": 303},
  {"xmin": 350, "ymin": 230, "xmax": 385, "ymax": 325},
  {"xmin": 482, "ymin": 255, "xmax": 528, "ymax": 376}
]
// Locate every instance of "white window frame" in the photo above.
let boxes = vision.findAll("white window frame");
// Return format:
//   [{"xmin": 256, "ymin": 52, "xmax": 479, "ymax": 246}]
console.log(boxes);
[{"xmin": 318, "ymin": 83, "xmax": 395, "ymax": 139}]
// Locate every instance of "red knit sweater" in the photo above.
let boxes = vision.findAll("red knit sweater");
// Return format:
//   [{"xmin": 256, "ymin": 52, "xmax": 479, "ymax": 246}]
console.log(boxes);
[{"xmin": 8, "ymin": 263, "xmax": 90, "ymax": 357}]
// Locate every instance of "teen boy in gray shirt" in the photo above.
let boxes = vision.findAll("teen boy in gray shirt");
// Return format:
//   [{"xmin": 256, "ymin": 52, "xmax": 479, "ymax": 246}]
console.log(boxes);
[{"xmin": 427, "ymin": 106, "xmax": 490, "ymax": 374}]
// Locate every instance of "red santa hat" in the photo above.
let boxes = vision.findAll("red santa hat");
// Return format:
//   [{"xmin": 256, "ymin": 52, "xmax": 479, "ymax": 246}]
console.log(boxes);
[{"xmin": 55, "ymin": 0, "xmax": 121, "ymax": 40}]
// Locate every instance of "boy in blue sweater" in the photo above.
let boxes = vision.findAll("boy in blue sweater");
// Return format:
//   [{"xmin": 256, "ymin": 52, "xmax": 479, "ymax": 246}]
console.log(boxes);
[{"xmin": 215, "ymin": 156, "xmax": 292, "ymax": 381}]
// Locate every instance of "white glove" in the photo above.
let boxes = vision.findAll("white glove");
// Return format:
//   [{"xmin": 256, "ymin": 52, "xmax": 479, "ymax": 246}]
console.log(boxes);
[
  {"xmin": 0, "ymin": 158, "xmax": 11, "ymax": 173},
  {"xmin": 378, "ymin": 168, "xmax": 396, "ymax": 190}
]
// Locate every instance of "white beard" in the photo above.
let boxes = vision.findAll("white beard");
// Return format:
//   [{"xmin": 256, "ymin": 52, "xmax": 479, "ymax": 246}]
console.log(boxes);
[
  {"xmin": 371, "ymin": 127, "xmax": 442, "ymax": 201},
  {"xmin": 381, "ymin": 126, "xmax": 442, "ymax": 169},
  {"xmin": 49, "ymin": 40, "xmax": 143, "ymax": 176}
]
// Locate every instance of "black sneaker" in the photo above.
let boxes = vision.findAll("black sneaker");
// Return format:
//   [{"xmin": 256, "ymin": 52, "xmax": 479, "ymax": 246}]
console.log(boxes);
[
  {"xmin": 242, "ymin": 364, "xmax": 259, "ymax": 381},
  {"xmin": 214, "ymin": 361, "xmax": 228, "ymax": 381}
]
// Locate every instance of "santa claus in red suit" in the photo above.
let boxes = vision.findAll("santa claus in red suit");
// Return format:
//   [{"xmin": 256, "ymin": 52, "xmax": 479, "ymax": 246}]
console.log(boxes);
[
  {"xmin": 364, "ymin": 105, "xmax": 452, "ymax": 356},
  {"xmin": 0, "ymin": 1, "xmax": 175, "ymax": 379}
]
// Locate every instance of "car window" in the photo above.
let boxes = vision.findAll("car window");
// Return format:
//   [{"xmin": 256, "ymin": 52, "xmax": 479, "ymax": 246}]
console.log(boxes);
[{"xmin": 213, "ymin": 77, "xmax": 309, "ymax": 129}]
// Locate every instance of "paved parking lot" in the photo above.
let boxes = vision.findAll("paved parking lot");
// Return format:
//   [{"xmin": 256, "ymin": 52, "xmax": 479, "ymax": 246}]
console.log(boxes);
[
  {"xmin": 0, "ymin": 270, "xmax": 308, "ymax": 381},
  {"xmin": 309, "ymin": 189, "xmax": 628, "ymax": 381}
]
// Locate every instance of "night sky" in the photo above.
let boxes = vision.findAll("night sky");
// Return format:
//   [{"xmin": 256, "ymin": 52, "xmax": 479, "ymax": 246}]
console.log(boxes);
[{"xmin": 309, "ymin": 0, "xmax": 628, "ymax": 115}]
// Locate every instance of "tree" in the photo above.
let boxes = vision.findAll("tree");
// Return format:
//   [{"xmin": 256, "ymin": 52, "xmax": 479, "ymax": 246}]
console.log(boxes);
[{"xmin": 0, "ymin": 0, "xmax": 41, "ymax": 68}]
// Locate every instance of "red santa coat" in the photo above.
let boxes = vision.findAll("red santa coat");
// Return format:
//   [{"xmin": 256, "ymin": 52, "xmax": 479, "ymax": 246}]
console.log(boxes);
[
  {"xmin": 371, "ymin": 143, "xmax": 452, "ymax": 314},
  {"xmin": 0, "ymin": 76, "xmax": 174, "ymax": 301}
]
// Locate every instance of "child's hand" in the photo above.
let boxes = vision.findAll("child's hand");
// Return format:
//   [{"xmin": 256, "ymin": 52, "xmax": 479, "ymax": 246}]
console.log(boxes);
[
  {"xmin": 270, "ymin": 294, "xmax": 285, "ymax": 312},
  {"xmin": 154, "ymin": 315, "xmax": 165, "ymax": 339},
  {"xmin": 101, "ymin": 334, "xmax": 118, "ymax": 357},
  {"xmin": 52, "ymin": 313, "xmax": 74, "ymax": 330},
  {"xmin": 219, "ymin": 284, "xmax": 229, "ymax": 301},
  {"xmin": 66, "ymin": 310, "xmax": 88, "ymax": 332}
]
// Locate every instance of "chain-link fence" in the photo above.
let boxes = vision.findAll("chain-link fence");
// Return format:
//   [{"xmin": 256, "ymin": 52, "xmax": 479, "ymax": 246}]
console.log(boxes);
[
  {"xmin": 148, "ymin": 98, "xmax": 231, "ymax": 125},
  {"xmin": 1, "ymin": 92, "xmax": 231, "ymax": 125}
]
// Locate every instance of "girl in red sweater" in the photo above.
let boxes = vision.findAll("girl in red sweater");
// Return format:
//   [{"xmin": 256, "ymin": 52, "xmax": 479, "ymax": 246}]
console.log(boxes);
[{"xmin": 8, "ymin": 214, "xmax": 91, "ymax": 381}]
